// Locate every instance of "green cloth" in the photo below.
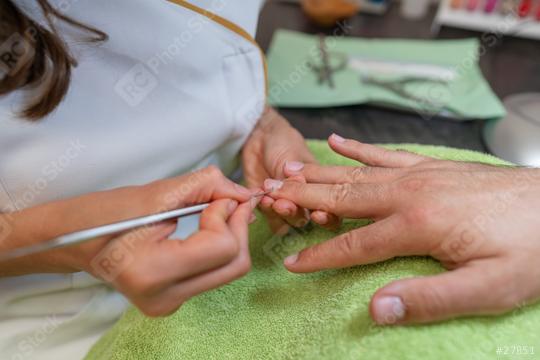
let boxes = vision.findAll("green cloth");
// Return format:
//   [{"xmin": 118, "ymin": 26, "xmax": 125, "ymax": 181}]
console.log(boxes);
[
  {"xmin": 86, "ymin": 142, "xmax": 539, "ymax": 360},
  {"xmin": 267, "ymin": 30, "xmax": 506, "ymax": 121}
]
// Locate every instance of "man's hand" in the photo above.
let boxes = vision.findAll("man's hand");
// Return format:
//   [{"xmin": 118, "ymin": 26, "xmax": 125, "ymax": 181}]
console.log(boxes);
[
  {"xmin": 242, "ymin": 107, "xmax": 339, "ymax": 234},
  {"xmin": 265, "ymin": 134, "xmax": 540, "ymax": 325}
]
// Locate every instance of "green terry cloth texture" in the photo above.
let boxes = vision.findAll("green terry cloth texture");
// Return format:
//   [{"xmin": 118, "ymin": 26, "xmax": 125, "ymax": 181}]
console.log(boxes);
[
  {"xmin": 267, "ymin": 30, "xmax": 506, "ymax": 121},
  {"xmin": 86, "ymin": 141, "xmax": 540, "ymax": 360}
]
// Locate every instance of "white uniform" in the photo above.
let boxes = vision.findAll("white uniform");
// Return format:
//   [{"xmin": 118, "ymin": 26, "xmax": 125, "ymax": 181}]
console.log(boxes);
[{"xmin": 0, "ymin": 0, "xmax": 265, "ymax": 358}]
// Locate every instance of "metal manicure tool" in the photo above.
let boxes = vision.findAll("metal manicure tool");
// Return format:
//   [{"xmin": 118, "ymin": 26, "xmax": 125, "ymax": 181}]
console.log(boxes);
[{"xmin": 0, "ymin": 191, "xmax": 269, "ymax": 262}]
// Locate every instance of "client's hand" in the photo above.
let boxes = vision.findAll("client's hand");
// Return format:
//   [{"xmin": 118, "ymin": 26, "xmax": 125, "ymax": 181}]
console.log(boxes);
[
  {"xmin": 1, "ymin": 166, "xmax": 256, "ymax": 317},
  {"xmin": 242, "ymin": 107, "xmax": 339, "ymax": 234},
  {"xmin": 265, "ymin": 134, "xmax": 540, "ymax": 325}
]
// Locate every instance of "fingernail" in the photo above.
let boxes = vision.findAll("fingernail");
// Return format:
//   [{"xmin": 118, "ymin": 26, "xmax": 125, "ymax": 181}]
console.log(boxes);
[
  {"xmin": 372, "ymin": 296, "xmax": 406, "ymax": 325},
  {"xmin": 227, "ymin": 200, "xmax": 238, "ymax": 214},
  {"xmin": 264, "ymin": 179, "xmax": 283, "ymax": 192},
  {"xmin": 234, "ymin": 183, "xmax": 252, "ymax": 196},
  {"xmin": 331, "ymin": 133, "xmax": 346, "ymax": 143},
  {"xmin": 285, "ymin": 161, "xmax": 304, "ymax": 173},
  {"xmin": 249, "ymin": 213, "xmax": 257, "ymax": 224},
  {"xmin": 284, "ymin": 253, "xmax": 298, "ymax": 266}
]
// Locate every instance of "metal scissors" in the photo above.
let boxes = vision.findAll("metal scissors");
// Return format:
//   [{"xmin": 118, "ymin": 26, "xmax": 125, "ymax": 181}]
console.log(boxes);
[
  {"xmin": 0, "ymin": 191, "xmax": 269, "ymax": 262},
  {"xmin": 308, "ymin": 34, "xmax": 347, "ymax": 89},
  {"xmin": 359, "ymin": 73, "xmax": 451, "ymax": 105}
]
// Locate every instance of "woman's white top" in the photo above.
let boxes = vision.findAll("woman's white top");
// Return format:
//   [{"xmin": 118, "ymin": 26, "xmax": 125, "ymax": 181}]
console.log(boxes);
[{"xmin": 0, "ymin": 1, "xmax": 265, "ymax": 358}]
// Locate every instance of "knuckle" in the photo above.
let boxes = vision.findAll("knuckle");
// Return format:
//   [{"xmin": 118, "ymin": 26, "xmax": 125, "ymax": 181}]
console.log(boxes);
[
  {"xmin": 348, "ymin": 167, "xmax": 368, "ymax": 183},
  {"xmin": 336, "ymin": 230, "xmax": 382, "ymax": 258},
  {"xmin": 336, "ymin": 231, "xmax": 356, "ymax": 256},
  {"xmin": 204, "ymin": 165, "xmax": 223, "ymax": 179},
  {"xmin": 403, "ymin": 204, "xmax": 435, "ymax": 229},
  {"xmin": 328, "ymin": 183, "xmax": 352, "ymax": 210},
  {"xmin": 398, "ymin": 177, "xmax": 428, "ymax": 193}
]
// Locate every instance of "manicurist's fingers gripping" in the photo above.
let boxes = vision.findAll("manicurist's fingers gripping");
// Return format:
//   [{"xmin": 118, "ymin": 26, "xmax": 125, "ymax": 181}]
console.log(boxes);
[
  {"xmin": 144, "ymin": 199, "xmax": 241, "ymax": 286},
  {"xmin": 269, "ymin": 175, "xmax": 310, "ymax": 229},
  {"xmin": 172, "ymin": 201, "xmax": 254, "ymax": 298},
  {"xmin": 142, "ymin": 201, "xmax": 254, "ymax": 317},
  {"xmin": 156, "ymin": 166, "xmax": 254, "ymax": 208},
  {"xmin": 328, "ymin": 134, "xmax": 429, "ymax": 168}
]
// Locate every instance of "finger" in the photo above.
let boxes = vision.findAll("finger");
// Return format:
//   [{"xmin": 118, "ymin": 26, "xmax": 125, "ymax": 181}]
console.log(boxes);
[
  {"xmin": 370, "ymin": 261, "xmax": 519, "ymax": 325},
  {"xmin": 284, "ymin": 162, "xmax": 399, "ymax": 185},
  {"xmin": 199, "ymin": 198, "xmax": 238, "ymax": 233},
  {"xmin": 278, "ymin": 174, "xmax": 340, "ymax": 230},
  {"xmin": 260, "ymin": 204, "xmax": 290, "ymax": 235},
  {"xmin": 284, "ymin": 216, "xmax": 415, "ymax": 272},
  {"xmin": 146, "ymin": 203, "xmax": 254, "ymax": 316},
  {"xmin": 227, "ymin": 200, "xmax": 254, "ymax": 241},
  {"xmin": 155, "ymin": 166, "xmax": 255, "ymax": 209},
  {"xmin": 264, "ymin": 179, "xmax": 393, "ymax": 219},
  {"xmin": 180, "ymin": 202, "xmax": 253, "ymax": 294},
  {"xmin": 270, "ymin": 175, "xmax": 309, "ymax": 228},
  {"xmin": 259, "ymin": 195, "xmax": 289, "ymax": 234},
  {"xmin": 310, "ymin": 210, "xmax": 341, "ymax": 230},
  {"xmin": 89, "ymin": 221, "xmax": 178, "ymax": 283},
  {"xmin": 260, "ymin": 195, "xmax": 274, "ymax": 210},
  {"xmin": 272, "ymin": 199, "xmax": 309, "ymax": 228},
  {"xmin": 328, "ymin": 134, "xmax": 429, "ymax": 168},
  {"xmin": 134, "ymin": 199, "xmax": 241, "ymax": 290}
]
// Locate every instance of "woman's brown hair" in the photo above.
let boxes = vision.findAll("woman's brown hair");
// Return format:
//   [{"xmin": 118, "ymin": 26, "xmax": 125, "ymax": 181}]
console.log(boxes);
[{"xmin": 0, "ymin": 0, "xmax": 107, "ymax": 120}]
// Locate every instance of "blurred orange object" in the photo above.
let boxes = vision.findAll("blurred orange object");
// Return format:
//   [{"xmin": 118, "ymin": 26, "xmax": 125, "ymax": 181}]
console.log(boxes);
[{"xmin": 301, "ymin": 0, "xmax": 360, "ymax": 27}]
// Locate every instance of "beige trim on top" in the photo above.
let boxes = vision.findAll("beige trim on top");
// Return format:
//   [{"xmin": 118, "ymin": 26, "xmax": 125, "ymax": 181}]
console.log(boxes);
[{"xmin": 167, "ymin": 0, "xmax": 268, "ymax": 96}]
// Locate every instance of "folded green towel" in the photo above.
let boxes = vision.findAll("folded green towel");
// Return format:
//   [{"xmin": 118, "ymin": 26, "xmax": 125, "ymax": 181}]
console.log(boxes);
[
  {"xmin": 267, "ymin": 30, "xmax": 506, "ymax": 121},
  {"xmin": 86, "ymin": 141, "xmax": 540, "ymax": 360}
]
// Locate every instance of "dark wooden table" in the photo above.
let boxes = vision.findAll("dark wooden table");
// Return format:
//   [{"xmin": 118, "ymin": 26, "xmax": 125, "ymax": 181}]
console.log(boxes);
[{"xmin": 256, "ymin": 1, "xmax": 540, "ymax": 152}]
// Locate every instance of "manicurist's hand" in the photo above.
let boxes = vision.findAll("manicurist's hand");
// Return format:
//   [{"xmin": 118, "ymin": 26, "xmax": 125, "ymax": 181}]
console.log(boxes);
[
  {"xmin": 0, "ymin": 166, "xmax": 257, "ymax": 316},
  {"xmin": 242, "ymin": 107, "xmax": 340, "ymax": 234},
  {"xmin": 265, "ymin": 134, "xmax": 540, "ymax": 325}
]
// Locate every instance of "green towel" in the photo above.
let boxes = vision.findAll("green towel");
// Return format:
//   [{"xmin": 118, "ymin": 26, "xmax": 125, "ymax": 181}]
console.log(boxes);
[
  {"xmin": 86, "ymin": 142, "xmax": 540, "ymax": 360},
  {"xmin": 267, "ymin": 30, "xmax": 506, "ymax": 121}
]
